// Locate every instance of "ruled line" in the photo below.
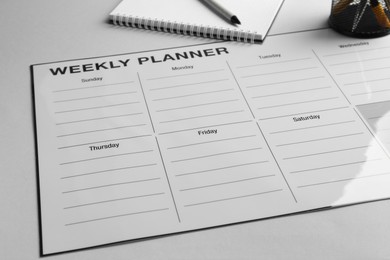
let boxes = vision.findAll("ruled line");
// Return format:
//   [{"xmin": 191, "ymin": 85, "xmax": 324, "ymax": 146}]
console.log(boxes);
[
  {"xmin": 156, "ymin": 99, "xmax": 239, "ymax": 112},
  {"xmin": 64, "ymin": 192, "xmax": 165, "ymax": 209},
  {"xmin": 257, "ymin": 97, "xmax": 338, "ymax": 110},
  {"xmin": 246, "ymin": 76, "xmax": 325, "ymax": 88},
  {"xmin": 283, "ymin": 145, "xmax": 371, "ymax": 160},
  {"xmin": 236, "ymin": 58, "xmax": 312, "ymax": 69},
  {"xmin": 61, "ymin": 163, "xmax": 158, "ymax": 179},
  {"xmin": 62, "ymin": 177, "xmax": 161, "ymax": 193},
  {"xmin": 171, "ymin": 147, "xmax": 262, "ymax": 163},
  {"xmin": 290, "ymin": 158, "xmax": 383, "ymax": 174},
  {"xmin": 57, "ymin": 134, "xmax": 152, "ymax": 149},
  {"xmin": 336, "ymin": 66, "xmax": 390, "ymax": 76},
  {"xmin": 59, "ymin": 150, "xmax": 154, "ymax": 165},
  {"xmin": 158, "ymin": 120, "xmax": 252, "ymax": 135},
  {"xmin": 258, "ymin": 106, "xmax": 349, "ymax": 121},
  {"xmin": 53, "ymin": 81, "xmax": 134, "ymax": 93},
  {"xmin": 367, "ymin": 114, "xmax": 390, "ymax": 120},
  {"xmin": 269, "ymin": 120, "xmax": 355, "ymax": 134},
  {"xmin": 180, "ymin": 175, "xmax": 275, "ymax": 192},
  {"xmin": 356, "ymin": 99, "xmax": 390, "ymax": 108},
  {"xmin": 241, "ymin": 67, "xmax": 318, "ymax": 78},
  {"xmin": 150, "ymin": 79, "xmax": 229, "ymax": 91},
  {"xmin": 54, "ymin": 91, "xmax": 137, "ymax": 103},
  {"xmin": 298, "ymin": 171, "xmax": 390, "ymax": 188},
  {"xmin": 65, "ymin": 208, "xmax": 169, "ymax": 226},
  {"xmin": 344, "ymin": 77, "xmax": 390, "ymax": 86},
  {"xmin": 176, "ymin": 161, "xmax": 269, "ymax": 177},
  {"xmin": 56, "ymin": 112, "xmax": 143, "ymax": 125},
  {"xmin": 184, "ymin": 189, "xmax": 283, "ymax": 207},
  {"xmin": 329, "ymin": 56, "xmax": 390, "ymax": 66},
  {"xmin": 352, "ymin": 89, "xmax": 390, "ymax": 96},
  {"xmin": 276, "ymin": 132, "xmax": 364, "ymax": 147},
  {"xmin": 252, "ymin": 86, "xmax": 331, "ymax": 99},
  {"xmin": 322, "ymin": 46, "xmax": 390, "ymax": 57},
  {"xmin": 152, "ymin": 88, "xmax": 233, "ymax": 101},
  {"xmin": 55, "ymin": 102, "xmax": 139, "ymax": 114},
  {"xmin": 167, "ymin": 135, "xmax": 256, "ymax": 150},
  {"xmin": 159, "ymin": 110, "xmax": 244, "ymax": 124},
  {"xmin": 57, "ymin": 124, "xmax": 147, "ymax": 137},
  {"xmin": 147, "ymin": 69, "xmax": 225, "ymax": 80}
]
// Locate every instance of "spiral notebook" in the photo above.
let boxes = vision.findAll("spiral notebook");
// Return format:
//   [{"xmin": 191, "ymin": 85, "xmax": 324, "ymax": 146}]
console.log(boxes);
[{"xmin": 109, "ymin": 0, "xmax": 285, "ymax": 43}]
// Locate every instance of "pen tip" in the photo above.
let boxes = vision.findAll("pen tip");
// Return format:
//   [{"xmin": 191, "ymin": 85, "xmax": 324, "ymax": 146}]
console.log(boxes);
[{"xmin": 231, "ymin": 16, "xmax": 241, "ymax": 25}]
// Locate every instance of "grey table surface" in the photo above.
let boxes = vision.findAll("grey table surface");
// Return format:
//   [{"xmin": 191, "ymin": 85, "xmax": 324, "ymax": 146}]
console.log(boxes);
[{"xmin": 2, "ymin": 0, "xmax": 390, "ymax": 259}]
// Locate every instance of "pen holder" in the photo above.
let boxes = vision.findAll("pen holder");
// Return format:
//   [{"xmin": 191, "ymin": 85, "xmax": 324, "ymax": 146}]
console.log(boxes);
[{"xmin": 329, "ymin": 0, "xmax": 390, "ymax": 38}]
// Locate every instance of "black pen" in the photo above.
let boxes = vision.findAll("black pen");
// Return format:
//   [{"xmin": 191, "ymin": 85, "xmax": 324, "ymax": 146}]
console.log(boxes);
[{"xmin": 202, "ymin": 0, "xmax": 241, "ymax": 25}]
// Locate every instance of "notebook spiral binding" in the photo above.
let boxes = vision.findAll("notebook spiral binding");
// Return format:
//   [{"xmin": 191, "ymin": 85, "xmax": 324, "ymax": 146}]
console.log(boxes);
[{"xmin": 111, "ymin": 14, "xmax": 261, "ymax": 44}]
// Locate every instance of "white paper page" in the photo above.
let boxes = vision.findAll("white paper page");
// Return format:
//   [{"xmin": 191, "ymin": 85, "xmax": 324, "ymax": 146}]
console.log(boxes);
[
  {"xmin": 110, "ymin": 0, "xmax": 285, "ymax": 39},
  {"xmin": 32, "ymin": 29, "xmax": 390, "ymax": 255}
]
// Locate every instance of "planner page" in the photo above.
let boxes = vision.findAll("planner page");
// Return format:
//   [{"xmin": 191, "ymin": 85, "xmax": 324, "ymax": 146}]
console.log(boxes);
[{"xmin": 32, "ymin": 28, "xmax": 390, "ymax": 255}]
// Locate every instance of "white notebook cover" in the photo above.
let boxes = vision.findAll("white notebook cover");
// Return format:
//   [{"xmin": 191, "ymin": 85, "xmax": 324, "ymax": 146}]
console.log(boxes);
[{"xmin": 109, "ymin": 0, "xmax": 285, "ymax": 41}]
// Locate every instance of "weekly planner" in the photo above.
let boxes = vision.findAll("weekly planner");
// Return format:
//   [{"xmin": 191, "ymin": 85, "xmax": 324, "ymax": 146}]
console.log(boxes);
[{"xmin": 32, "ymin": 28, "xmax": 390, "ymax": 255}]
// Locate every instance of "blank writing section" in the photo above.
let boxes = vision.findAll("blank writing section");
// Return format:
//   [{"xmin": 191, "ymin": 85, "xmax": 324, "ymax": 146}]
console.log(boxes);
[
  {"xmin": 34, "ymin": 65, "xmax": 179, "ymax": 253},
  {"xmin": 57, "ymin": 135, "xmax": 179, "ymax": 247},
  {"xmin": 317, "ymin": 44, "xmax": 390, "ymax": 105},
  {"xmin": 54, "ymin": 79, "xmax": 150, "ymax": 146},
  {"xmin": 229, "ymin": 50, "xmax": 348, "ymax": 121},
  {"xmin": 58, "ymin": 137, "xmax": 174, "ymax": 225},
  {"xmin": 157, "ymin": 121, "xmax": 297, "ymax": 226},
  {"xmin": 138, "ymin": 59, "xmax": 253, "ymax": 134},
  {"xmin": 257, "ymin": 107, "xmax": 390, "ymax": 206}
]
